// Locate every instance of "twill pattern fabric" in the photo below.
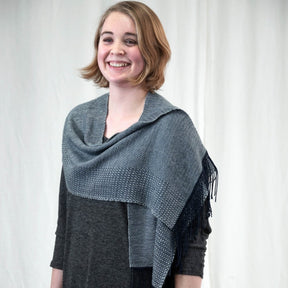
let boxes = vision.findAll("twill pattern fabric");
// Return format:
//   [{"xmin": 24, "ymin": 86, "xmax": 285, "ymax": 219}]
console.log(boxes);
[{"xmin": 62, "ymin": 93, "xmax": 217, "ymax": 288}]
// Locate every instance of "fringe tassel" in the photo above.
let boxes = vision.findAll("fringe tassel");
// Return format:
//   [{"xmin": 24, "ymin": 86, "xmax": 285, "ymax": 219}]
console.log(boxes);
[{"xmin": 173, "ymin": 152, "xmax": 218, "ymax": 271}]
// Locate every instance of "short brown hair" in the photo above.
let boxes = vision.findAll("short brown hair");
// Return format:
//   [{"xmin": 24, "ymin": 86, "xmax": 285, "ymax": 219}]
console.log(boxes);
[{"xmin": 80, "ymin": 1, "xmax": 171, "ymax": 92}]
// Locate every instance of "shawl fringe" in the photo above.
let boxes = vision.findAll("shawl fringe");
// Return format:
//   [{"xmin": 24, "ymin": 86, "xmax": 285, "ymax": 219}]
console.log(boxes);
[{"xmin": 173, "ymin": 152, "xmax": 218, "ymax": 270}]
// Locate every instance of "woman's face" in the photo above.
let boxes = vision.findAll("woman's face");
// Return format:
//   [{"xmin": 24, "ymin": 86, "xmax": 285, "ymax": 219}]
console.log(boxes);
[{"xmin": 97, "ymin": 12, "xmax": 145, "ymax": 89}]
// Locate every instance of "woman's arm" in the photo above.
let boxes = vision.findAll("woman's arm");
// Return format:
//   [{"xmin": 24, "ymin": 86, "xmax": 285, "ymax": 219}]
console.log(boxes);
[
  {"xmin": 175, "ymin": 274, "xmax": 202, "ymax": 288},
  {"xmin": 50, "ymin": 268, "xmax": 63, "ymax": 288},
  {"xmin": 174, "ymin": 198, "xmax": 212, "ymax": 288},
  {"xmin": 50, "ymin": 169, "xmax": 67, "ymax": 287}
]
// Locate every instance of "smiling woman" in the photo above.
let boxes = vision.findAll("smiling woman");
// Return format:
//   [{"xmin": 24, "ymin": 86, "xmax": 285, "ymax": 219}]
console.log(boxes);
[
  {"xmin": 50, "ymin": 1, "xmax": 217, "ymax": 288},
  {"xmin": 80, "ymin": 1, "xmax": 171, "ymax": 92},
  {"xmin": 97, "ymin": 12, "xmax": 145, "ymax": 89}
]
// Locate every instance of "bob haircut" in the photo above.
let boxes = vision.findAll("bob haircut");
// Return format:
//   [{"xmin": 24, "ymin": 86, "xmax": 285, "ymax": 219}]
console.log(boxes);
[{"xmin": 80, "ymin": 1, "xmax": 171, "ymax": 92}]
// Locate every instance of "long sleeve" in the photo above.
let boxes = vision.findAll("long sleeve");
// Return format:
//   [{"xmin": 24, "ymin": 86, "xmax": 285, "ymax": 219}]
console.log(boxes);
[
  {"xmin": 50, "ymin": 168, "xmax": 67, "ymax": 270},
  {"xmin": 174, "ymin": 197, "xmax": 212, "ymax": 278}
]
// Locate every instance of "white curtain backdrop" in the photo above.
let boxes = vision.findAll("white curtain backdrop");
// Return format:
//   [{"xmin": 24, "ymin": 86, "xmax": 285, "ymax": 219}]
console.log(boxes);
[{"xmin": 1, "ymin": 0, "xmax": 287, "ymax": 287}]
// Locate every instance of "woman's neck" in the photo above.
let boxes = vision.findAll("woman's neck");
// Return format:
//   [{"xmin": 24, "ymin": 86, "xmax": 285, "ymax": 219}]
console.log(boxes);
[
  {"xmin": 104, "ymin": 85, "xmax": 148, "ymax": 138},
  {"xmin": 108, "ymin": 85, "xmax": 147, "ymax": 119}
]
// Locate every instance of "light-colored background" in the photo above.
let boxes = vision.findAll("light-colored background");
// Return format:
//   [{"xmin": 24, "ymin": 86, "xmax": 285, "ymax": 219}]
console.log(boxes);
[{"xmin": 1, "ymin": 0, "xmax": 287, "ymax": 287}]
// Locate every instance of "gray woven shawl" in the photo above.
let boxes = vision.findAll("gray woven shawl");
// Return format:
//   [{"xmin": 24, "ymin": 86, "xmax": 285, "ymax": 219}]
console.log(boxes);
[{"xmin": 62, "ymin": 92, "xmax": 217, "ymax": 288}]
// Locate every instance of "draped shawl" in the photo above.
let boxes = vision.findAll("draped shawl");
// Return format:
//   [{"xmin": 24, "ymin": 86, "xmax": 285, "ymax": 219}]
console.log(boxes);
[{"xmin": 62, "ymin": 92, "xmax": 218, "ymax": 288}]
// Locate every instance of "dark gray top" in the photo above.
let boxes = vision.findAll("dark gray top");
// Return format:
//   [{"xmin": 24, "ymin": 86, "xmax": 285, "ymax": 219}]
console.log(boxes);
[{"xmin": 50, "ymin": 170, "xmax": 211, "ymax": 287}]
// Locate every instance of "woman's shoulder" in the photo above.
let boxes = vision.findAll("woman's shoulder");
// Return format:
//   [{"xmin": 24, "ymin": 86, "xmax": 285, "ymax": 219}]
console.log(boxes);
[
  {"xmin": 147, "ymin": 94, "xmax": 201, "ymax": 147},
  {"xmin": 151, "ymin": 94, "xmax": 194, "ymax": 129},
  {"xmin": 66, "ymin": 93, "xmax": 108, "ymax": 119},
  {"xmin": 144, "ymin": 92, "xmax": 193, "ymax": 126}
]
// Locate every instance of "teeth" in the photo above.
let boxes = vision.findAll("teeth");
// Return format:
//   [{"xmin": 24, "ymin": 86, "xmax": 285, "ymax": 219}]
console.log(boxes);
[{"xmin": 109, "ymin": 62, "xmax": 129, "ymax": 67}]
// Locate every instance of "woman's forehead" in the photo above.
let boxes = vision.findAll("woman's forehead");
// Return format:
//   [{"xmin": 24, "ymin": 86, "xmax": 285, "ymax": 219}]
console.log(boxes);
[{"xmin": 101, "ymin": 12, "xmax": 136, "ymax": 34}]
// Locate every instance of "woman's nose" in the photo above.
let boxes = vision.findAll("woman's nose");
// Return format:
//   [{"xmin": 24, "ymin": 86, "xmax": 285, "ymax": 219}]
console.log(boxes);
[{"xmin": 110, "ymin": 41, "xmax": 125, "ymax": 55}]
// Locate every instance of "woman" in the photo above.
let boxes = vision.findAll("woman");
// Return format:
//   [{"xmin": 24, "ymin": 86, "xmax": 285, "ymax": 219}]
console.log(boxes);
[{"xmin": 50, "ymin": 1, "xmax": 218, "ymax": 288}]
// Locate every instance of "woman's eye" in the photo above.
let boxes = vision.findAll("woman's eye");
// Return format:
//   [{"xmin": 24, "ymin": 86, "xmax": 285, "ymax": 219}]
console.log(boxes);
[
  {"xmin": 125, "ymin": 39, "xmax": 137, "ymax": 46},
  {"xmin": 102, "ymin": 37, "xmax": 113, "ymax": 44}
]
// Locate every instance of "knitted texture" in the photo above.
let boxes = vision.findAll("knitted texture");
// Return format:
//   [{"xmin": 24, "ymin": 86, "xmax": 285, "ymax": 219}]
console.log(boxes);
[{"xmin": 62, "ymin": 92, "xmax": 218, "ymax": 288}]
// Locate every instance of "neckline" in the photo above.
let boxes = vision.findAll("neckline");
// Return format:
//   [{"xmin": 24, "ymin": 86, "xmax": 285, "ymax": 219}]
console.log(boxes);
[
  {"xmin": 102, "ymin": 92, "xmax": 149, "ymax": 141},
  {"xmin": 86, "ymin": 92, "xmax": 177, "ymax": 146},
  {"xmin": 102, "ymin": 133, "xmax": 119, "ymax": 143}
]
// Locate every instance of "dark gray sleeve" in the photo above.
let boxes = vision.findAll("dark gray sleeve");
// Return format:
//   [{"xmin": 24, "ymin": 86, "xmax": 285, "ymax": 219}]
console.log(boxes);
[
  {"xmin": 174, "ymin": 197, "xmax": 212, "ymax": 278},
  {"xmin": 50, "ymin": 169, "xmax": 67, "ymax": 270}
]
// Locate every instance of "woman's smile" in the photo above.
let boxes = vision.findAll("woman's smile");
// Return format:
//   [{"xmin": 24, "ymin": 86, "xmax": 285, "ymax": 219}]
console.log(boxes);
[{"xmin": 108, "ymin": 61, "xmax": 130, "ymax": 68}]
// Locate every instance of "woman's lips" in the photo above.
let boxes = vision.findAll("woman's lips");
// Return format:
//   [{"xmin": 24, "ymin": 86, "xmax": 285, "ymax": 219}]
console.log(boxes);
[{"xmin": 108, "ymin": 61, "xmax": 130, "ymax": 67}]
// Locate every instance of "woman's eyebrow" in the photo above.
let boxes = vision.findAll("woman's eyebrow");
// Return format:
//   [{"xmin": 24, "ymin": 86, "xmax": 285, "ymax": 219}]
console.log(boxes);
[
  {"xmin": 124, "ymin": 32, "xmax": 137, "ymax": 38},
  {"xmin": 101, "ymin": 31, "xmax": 113, "ymax": 36},
  {"xmin": 100, "ymin": 31, "xmax": 137, "ymax": 37}
]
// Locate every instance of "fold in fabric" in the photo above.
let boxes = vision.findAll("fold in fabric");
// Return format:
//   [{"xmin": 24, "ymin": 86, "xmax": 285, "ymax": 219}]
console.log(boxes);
[{"xmin": 62, "ymin": 92, "xmax": 218, "ymax": 288}]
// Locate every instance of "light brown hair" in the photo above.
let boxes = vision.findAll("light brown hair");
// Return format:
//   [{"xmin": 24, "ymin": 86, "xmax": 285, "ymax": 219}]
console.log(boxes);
[{"xmin": 80, "ymin": 1, "xmax": 171, "ymax": 92}]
